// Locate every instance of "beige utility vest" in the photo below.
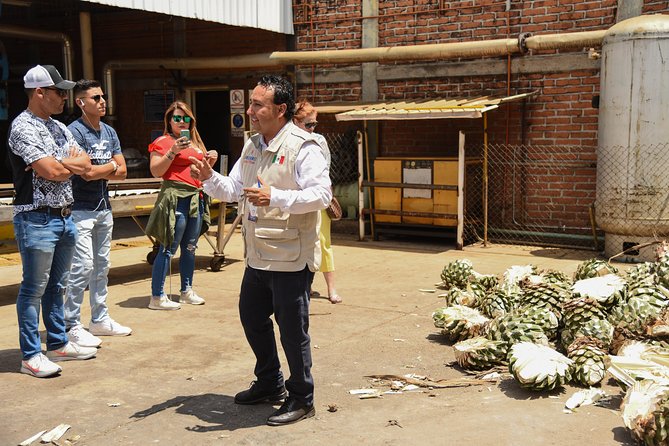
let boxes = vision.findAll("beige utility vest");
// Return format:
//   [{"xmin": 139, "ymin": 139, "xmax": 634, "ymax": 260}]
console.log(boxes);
[{"xmin": 239, "ymin": 122, "xmax": 322, "ymax": 272}]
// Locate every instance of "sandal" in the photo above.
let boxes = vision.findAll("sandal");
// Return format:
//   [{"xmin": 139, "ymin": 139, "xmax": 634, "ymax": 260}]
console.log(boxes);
[{"xmin": 328, "ymin": 294, "xmax": 342, "ymax": 304}]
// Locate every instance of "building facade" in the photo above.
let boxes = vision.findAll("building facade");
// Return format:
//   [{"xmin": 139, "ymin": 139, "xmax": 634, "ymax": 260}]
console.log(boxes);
[{"xmin": 1, "ymin": 0, "xmax": 668, "ymax": 247}]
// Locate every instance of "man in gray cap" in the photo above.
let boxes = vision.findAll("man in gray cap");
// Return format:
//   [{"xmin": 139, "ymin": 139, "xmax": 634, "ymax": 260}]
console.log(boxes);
[{"xmin": 8, "ymin": 64, "xmax": 97, "ymax": 378}]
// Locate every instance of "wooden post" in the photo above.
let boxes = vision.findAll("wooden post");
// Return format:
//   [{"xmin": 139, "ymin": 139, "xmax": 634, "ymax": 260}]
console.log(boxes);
[
  {"xmin": 483, "ymin": 113, "xmax": 489, "ymax": 246},
  {"xmin": 357, "ymin": 130, "xmax": 365, "ymax": 241},
  {"xmin": 457, "ymin": 131, "xmax": 465, "ymax": 249}
]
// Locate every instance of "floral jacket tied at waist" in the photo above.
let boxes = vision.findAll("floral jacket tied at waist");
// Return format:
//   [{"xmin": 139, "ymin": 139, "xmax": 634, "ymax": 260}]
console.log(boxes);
[{"xmin": 145, "ymin": 180, "xmax": 210, "ymax": 247}]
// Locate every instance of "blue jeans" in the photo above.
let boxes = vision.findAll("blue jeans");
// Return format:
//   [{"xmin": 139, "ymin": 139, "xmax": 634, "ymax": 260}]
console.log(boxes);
[
  {"xmin": 151, "ymin": 196, "xmax": 203, "ymax": 297},
  {"xmin": 14, "ymin": 211, "xmax": 77, "ymax": 359},
  {"xmin": 64, "ymin": 210, "xmax": 113, "ymax": 328}
]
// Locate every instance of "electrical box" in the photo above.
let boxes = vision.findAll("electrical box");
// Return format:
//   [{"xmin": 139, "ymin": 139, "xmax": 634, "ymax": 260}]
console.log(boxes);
[{"xmin": 373, "ymin": 157, "xmax": 459, "ymax": 227}]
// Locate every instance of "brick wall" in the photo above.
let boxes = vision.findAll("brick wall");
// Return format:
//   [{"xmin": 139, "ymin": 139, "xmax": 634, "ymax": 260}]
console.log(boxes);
[
  {"xmin": 291, "ymin": 0, "xmax": 617, "ymax": 151},
  {"xmin": 291, "ymin": 1, "xmax": 669, "ymax": 237},
  {"xmin": 644, "ymin": 1, "xmax": 669, "ymax": 13},
  {"xmin": 297, "ymin": 81, "xmax": 362, "ymax": 103},
  {"xmin": 293, "ymin": 0, "xmax": 363, "ymax": 50}
]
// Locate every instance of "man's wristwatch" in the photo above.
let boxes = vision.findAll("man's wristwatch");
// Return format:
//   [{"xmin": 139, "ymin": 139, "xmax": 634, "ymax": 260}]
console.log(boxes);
[{"xmin": 110, "ymin": 160, "xmax": 119, "ymax": 173}]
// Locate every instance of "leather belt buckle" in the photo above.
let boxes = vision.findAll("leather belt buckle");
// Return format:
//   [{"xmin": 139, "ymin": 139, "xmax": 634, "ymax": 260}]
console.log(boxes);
[{"xmin": 60, "ymin": 206, "xmax": 72, "ymax": 217}]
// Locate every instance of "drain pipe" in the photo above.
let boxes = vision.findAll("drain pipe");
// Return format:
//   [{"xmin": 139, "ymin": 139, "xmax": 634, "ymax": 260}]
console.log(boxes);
[
  {"xmin": 0, "ymin": 25, "xmax": 75, "ymax": 114},
  {"xmin": 272, "ymin": 37, "xmax": 523, "ymax": 64},
  {"xmin": 269, "ymin": 29, "xmax": 607, "ymax": 65},
  {"xmin": 79, "ymin": 11, "xmax": 94, "ymax": 79},
  {"xmin": 102, "ymin": 53, "xmax": 279, "ymax": 118},
  {"xmin": 525, "ymin": 30, "xmax": 607, "ymax": 51},
  {"xmin": 102, "ymin": 28, "xmax": 608, "ymax": 117}
]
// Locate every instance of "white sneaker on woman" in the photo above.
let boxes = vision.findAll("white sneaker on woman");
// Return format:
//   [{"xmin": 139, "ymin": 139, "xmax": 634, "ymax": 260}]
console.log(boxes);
[
  {"xmin": 180, "ymin": 289, "xmax": 205, "ymax": 305},
  {"xmin": 148, "ymin": 295, "xmax": 181, "ymax": 310}
]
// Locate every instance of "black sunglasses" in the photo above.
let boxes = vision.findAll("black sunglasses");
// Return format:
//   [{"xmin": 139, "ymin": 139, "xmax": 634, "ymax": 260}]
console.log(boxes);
[
  {"xmin": 172, "ymin": 115, "xmax": 192, "ymax": 123},
  {"xmin": 43, "ymin": 87, "xmax": 68, "ymax": 97},
  {"xmin": 304, "ymin": 121, "xmax": 318, "ymax": 129},
  {"xmin": 86, "ymin": 94, "xmax": 107, "ymax": 102}
]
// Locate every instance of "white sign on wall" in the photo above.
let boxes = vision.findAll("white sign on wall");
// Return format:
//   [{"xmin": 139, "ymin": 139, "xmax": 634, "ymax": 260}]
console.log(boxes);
[{"xmin": 230, "ymin": 89, "xmax": 245, "ymax": 108}]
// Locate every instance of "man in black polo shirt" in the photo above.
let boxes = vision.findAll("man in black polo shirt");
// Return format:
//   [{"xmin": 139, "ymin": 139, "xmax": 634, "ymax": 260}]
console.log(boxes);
[{"xmin": 8, "ymin": 65, "xmax": 97, "ymax": 378}]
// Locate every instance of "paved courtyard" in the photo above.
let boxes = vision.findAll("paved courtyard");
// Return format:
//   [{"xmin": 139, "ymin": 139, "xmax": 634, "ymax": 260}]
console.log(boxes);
[{"xmin": 0, "ymin": 222, "xmax": 634, "ymax": 445}]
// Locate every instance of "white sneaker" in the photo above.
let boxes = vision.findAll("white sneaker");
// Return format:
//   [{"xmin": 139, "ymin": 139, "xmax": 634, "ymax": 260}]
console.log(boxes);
[
  {"xmin": 46, "ymin": 342, "xmax": 97, "ymax": 362},
  {"xmin": 180, "ymin": 288, "xmax": 205, "ymax": 305},
  {"xmin": 67, "ymin": 325, "xmax": 102, "ymax": 348},
  {"xmin": 20, "ymin": 353, "xmax": 62, "ymax": 378},
  {"xmin": 148, "ymin": 295, "xmax": 181, "ymax": 310},
  {"xmin": 89, "ymin": 318, "xmax": 132, "ymax": 336}
]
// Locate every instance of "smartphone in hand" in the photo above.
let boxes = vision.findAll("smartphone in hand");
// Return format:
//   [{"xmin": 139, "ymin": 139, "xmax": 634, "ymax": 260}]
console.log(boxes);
[{"xmin": 180, "ymin": 129, "xmax": 191, "ymax": 141}]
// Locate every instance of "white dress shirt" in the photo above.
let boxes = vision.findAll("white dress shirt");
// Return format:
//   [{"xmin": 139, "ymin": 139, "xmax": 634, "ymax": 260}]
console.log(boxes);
[{"xmin": 202, "ymin": 123, "xmax": 331, "ymax": 214}]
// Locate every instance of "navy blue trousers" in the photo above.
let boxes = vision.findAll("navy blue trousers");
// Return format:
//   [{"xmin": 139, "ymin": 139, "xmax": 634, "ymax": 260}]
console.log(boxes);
[{"xmin": 239, "ymin": 266, "xmax": 314, "ymax": 406}]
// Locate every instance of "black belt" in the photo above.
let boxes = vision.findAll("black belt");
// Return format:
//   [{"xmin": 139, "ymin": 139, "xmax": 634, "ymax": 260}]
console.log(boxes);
[{"xmin": 34, "ymin": 206, "xmax": 72, "ymax": 217}]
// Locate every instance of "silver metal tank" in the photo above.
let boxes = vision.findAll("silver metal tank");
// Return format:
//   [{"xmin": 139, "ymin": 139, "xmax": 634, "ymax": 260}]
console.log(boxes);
[{"xmin": 596, "ymin": 14, "xmax": 669, "ymax": 261}]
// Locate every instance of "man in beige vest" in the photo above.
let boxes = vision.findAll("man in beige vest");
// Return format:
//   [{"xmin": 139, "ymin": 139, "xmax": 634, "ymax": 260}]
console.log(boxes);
[{"xmin": 190, "ymin": 75, "xmax": 331, "ymax": 426}]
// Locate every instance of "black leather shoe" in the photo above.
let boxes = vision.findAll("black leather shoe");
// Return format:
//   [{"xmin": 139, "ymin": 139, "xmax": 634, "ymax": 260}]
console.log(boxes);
[
  {"xmin": 266, "ymin": 397, "xmax": 315, "ymax": 426},
  {"xmin": 234, "ymin": 381, "xmax": 287, "ymax": 405}
]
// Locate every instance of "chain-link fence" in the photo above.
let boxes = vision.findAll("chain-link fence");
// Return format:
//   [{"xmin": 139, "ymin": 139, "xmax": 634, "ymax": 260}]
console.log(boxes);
[
  {"xmin": 323, "ymin": 131, "xmax": 359, "ymax": 186},
  {"xmin": 595, "ymin": 143, "xmax": 669, "ymax": 256},
  {"xmin": 327, "ymin": 136, "xmax": 669, "ymax": 249},
  {"xmin": 464, "ymin": 144, "xmax": 601, "ymax": 249}
]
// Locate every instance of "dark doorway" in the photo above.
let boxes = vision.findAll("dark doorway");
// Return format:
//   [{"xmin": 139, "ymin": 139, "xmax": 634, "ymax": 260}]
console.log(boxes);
[{"xmin": 194, "ymin": 90, "xmax": 230, "ymax": 173}]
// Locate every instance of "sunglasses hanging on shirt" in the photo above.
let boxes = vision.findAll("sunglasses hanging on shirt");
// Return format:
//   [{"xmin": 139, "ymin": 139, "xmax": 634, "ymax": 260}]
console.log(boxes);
[{"xmin": 172, "ymin": 115, "xmax": 192, "ymax": 123}]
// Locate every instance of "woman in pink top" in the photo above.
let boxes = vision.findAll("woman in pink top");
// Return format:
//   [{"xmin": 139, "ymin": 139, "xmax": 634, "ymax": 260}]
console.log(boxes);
[{"xmin": 145, "ymin": 101, "xmax": 217, "ymax": 310}]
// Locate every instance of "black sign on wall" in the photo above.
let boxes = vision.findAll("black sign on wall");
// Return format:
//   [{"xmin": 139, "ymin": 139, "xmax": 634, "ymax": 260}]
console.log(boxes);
[{"xmin": 144, "ymin": 90, "xmax": 175, "ymax": 122}]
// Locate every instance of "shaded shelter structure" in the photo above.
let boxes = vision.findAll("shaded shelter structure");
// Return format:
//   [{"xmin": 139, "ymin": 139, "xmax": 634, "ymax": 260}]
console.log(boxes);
[{"xmin": 326, "ymin": 91, "xmax": 538, "ymax": 248}]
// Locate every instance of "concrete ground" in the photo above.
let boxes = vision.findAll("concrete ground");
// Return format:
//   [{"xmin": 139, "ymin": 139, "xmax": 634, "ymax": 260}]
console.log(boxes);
[{"xmin": 0, "ymin": 219, "xmax": 634, "ymax": 445}]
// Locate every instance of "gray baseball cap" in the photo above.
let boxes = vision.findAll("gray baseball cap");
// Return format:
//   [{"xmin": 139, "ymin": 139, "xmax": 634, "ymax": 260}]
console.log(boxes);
[{"xmin": 23, "ymin": 64, "xmax": 75, "ymax": 89}]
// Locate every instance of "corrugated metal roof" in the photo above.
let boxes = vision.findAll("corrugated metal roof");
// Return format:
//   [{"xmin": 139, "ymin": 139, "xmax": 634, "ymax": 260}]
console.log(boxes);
[
  {"xmin": 332, "ymin": 91, "xmax": 538, "ymax": 121},
  {"xmin": 79, "ymin": 0, "xmax": 294, "ymax": 34}
]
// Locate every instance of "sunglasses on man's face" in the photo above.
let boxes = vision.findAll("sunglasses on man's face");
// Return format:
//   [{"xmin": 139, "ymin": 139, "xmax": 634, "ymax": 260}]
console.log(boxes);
[
  {"xmin": 86, "ymin": 94, "xmax": 107, "ymax": 103},
  {"xmin": 43, "ymin": 87, "xmax": 68, "ymax": 97},
  {"xmin": 304, "ymin": 121, "xmax": 318, "ymax": 129},
  {"xmin": 172, "ymin": 115, "xmax": 192, "ymax": 123}
]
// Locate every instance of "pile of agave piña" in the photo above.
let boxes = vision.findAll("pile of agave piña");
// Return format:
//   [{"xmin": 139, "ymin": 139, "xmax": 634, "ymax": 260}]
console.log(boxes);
[{"xmin": 432, "ymin": 244, "xmax": 669, "ymax": 445}]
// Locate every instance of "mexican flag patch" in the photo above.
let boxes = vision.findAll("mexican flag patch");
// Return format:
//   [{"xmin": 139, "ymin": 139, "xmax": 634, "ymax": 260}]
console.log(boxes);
[{"xmin": 272, "ymin": 154, "xmax": 285, "ymax": 165}]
